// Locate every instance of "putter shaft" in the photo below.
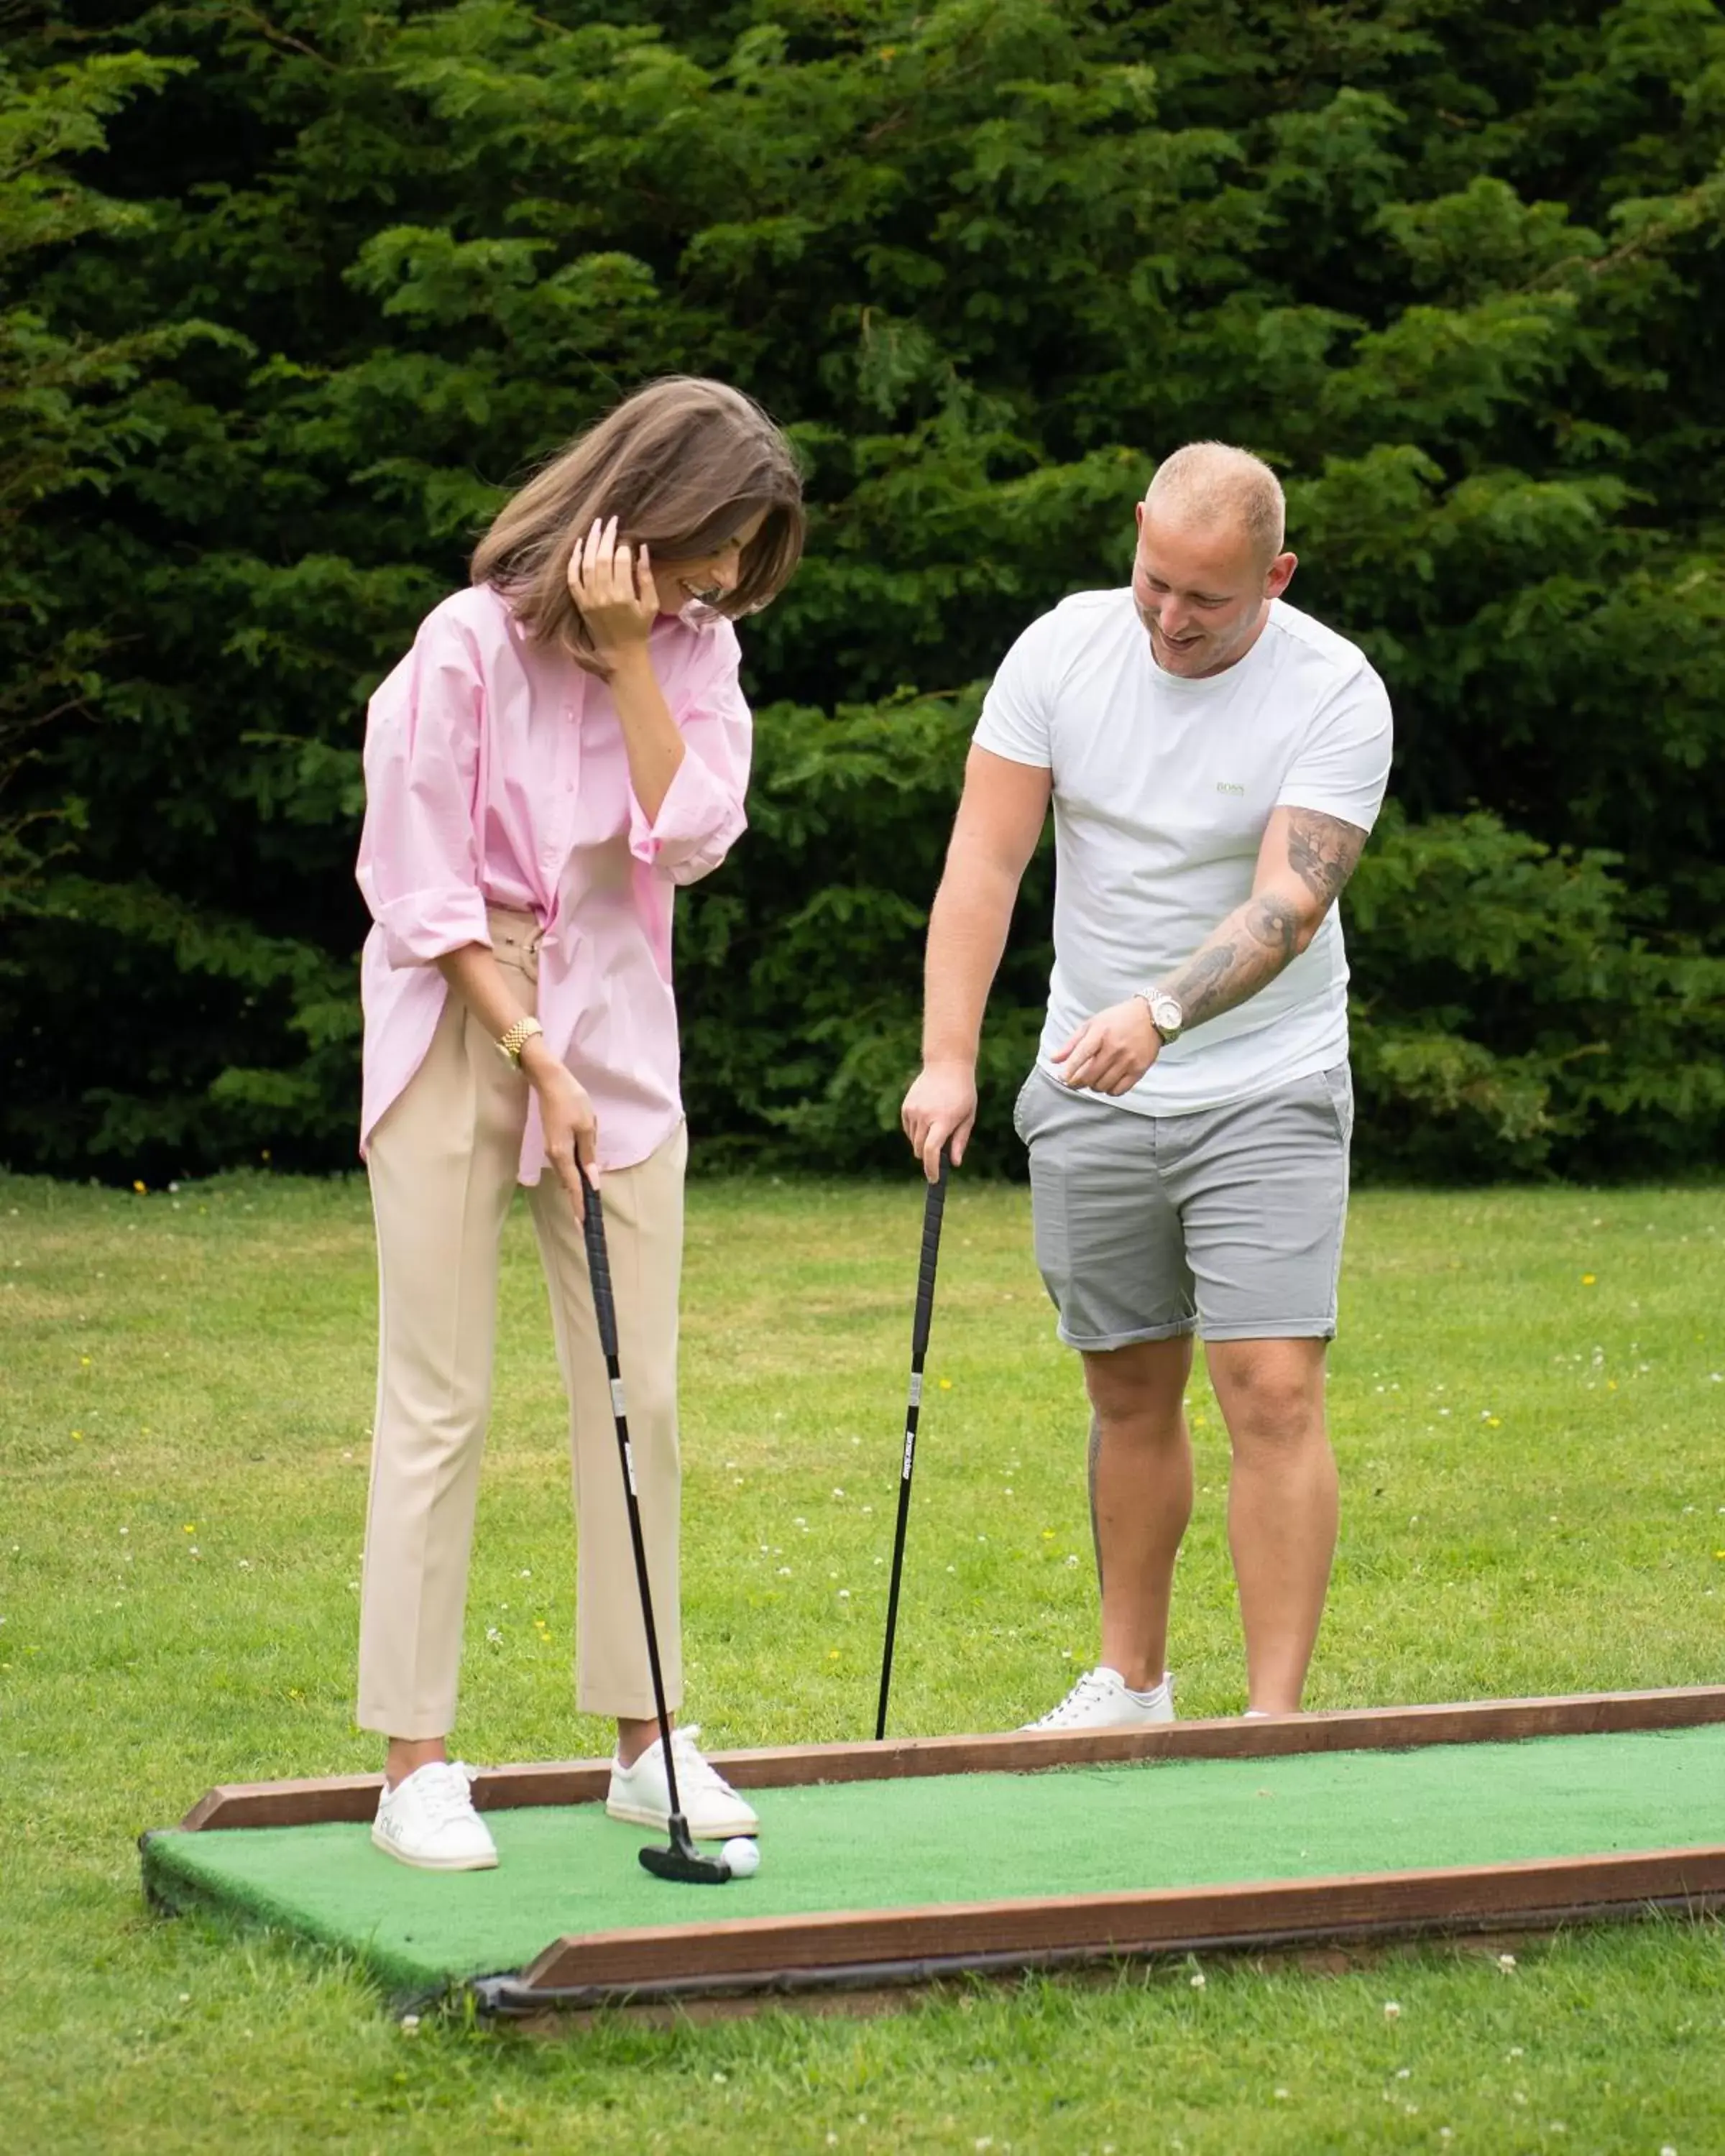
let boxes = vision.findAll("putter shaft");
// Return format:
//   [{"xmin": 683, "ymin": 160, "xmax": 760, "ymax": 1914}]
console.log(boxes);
[
  {"xmin": 582, "ymin": 1190, "xmax": 729, "ymax": 1885},
  {"xmin": 875, "ymin": 1153, "xmax": 949, "ymax": 1741}
]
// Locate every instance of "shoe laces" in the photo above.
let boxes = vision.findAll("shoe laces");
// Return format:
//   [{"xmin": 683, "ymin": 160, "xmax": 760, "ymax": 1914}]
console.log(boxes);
[
  {"xmin": 1027, "ymin": 1669, "xmax": 1118, "ymax": 1728},
  {"xmin": 409, "ymin": 1759, "xmax": 479, "ymax": 1824},
  {"xmin": 666, "ymin": 1725, "xmax": 734, "ymax": 1794}
]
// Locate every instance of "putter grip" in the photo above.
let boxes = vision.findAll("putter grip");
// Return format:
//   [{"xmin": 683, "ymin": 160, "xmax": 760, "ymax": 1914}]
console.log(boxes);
[
  {"xmin": 910, "ymin": 1154, "xmax": 948, "ymax": 1360},
  {"xmin": 581, "ymin": 1192, "xmax": 620, "ymax": 1360}
]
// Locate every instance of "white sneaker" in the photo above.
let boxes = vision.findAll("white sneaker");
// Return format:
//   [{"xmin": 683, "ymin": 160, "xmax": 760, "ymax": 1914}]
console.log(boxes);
[
  {"xmin": 606, "ymin": 1725, "xmax": 759, "ymax": 1841},
  {"xmin": 372, "ymin": 1760, "xmax": 498, "ymax": 1872},
  {"xmin": 1021, "ymin": 1666, "xmax": 1175, "ymax": 1732}
]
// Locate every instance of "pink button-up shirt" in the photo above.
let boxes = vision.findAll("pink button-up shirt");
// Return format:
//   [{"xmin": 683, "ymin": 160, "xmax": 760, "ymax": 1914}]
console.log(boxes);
[{"xmin": 355, "ymin": 582, "xmax": 750, "ymax": 1181}]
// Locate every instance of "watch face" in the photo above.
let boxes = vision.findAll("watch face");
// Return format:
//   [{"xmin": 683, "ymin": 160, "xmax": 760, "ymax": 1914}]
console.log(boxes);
[{"xmin": 1151, "ymin": 995, "xmax": 1183, "ymax": 1036}]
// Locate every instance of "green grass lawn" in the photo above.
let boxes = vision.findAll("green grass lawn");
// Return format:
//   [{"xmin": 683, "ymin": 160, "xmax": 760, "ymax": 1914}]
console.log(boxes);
[{"xmin": 4, "ymin": 1169, "xmax": 1723, "ymax": 2153}]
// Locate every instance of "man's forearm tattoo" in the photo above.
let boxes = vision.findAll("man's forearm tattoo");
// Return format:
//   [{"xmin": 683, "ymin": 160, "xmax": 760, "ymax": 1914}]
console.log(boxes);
[
  {"xmin": 1162, "ymin": 814, "xmax": 1368, "ymax": 1031},
  {"xmin": 1169, "ymin": 941, "xmax": 1239, "ymax": 1026},
  {"xmin": 1166, "ymin": 927, "xmax": 1289, "ymax": 1028},
  {"xmin": 1287, "ymin": 808, "xmax": 1366, "ymax": 909},
  {"xmin": 1245, "ymin": 889, "xmax": 1299, "ymax": 962}
]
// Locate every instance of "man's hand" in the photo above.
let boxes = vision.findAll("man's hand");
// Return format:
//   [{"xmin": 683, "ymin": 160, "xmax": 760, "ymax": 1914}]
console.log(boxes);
[
  {"xmin": 524, "ymin": 1045, "xmax": 599, "ymax": 1220},
  {"xmin": 1051, "ymin": 998, "xmax": 1161, "ymax": 1096},
  {"xmin": 568, "ymin": 515, "xmax": 660, "ymax": 664},
  {"xmin": 901, "ymin": 1059, "xmax": 978, "ymax": 1181}
]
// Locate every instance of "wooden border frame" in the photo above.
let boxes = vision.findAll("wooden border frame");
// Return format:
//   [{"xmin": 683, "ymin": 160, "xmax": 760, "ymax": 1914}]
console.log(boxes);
[
  {"xmin": 497, "ymin": 1846, "xmax": 1725, "ymax": 2004},
  {"xmin": 178, "ymin": 1685, "xmax": 1725, "ymax": 1831},
  {"xmin": 162, "ymin": 1687, "xmax": 1725, "ymax": 2011}
]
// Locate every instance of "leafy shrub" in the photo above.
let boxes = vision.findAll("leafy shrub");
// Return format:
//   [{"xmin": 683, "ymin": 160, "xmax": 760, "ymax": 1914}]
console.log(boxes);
[{"xmin": 4, "ymin": 2, "xmax": 1724, "ymax": 1180}]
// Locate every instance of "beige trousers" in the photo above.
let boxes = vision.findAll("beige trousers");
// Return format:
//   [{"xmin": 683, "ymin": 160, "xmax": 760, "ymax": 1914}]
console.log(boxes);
[{"xmin": 357, "ymin": 908, "xmax": 686, "ymax": 1737}]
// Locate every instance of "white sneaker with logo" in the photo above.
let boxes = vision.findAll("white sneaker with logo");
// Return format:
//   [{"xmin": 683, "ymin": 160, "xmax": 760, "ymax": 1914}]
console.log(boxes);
[
  {"xmin": 371, "ymin": 1759, "xmax": 498, "ymax": 1871},
  {"xmin": 1021, "ymin": 1665, "xmax": 1175, "ymax": 1732},
  {"xmin": 606, "ymin": 1726, "xmax": 759, "ymax": 1841}
]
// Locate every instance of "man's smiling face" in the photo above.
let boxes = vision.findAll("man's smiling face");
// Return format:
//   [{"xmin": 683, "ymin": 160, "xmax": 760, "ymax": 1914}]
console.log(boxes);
[{"xmin": 1130, "ymin": 499, "xmax": 1297, "ymax": 679}]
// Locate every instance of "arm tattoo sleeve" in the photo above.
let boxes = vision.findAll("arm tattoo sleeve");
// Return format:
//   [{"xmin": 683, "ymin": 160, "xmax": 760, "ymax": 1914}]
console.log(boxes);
[
  {"xmin": 1286, "ymin": 808, "xmax": 1367, "ymax": 910},
  {"xmin": 1169, "ymin": 941, "xmax": 1241, "ymax": 1027},
  {"xmin": 1159, "ymin": 811, "xmax": 1371, "ymax": 1034},
  {"xmin": 1244, "ymin": 890, "xmax": 1300, "ymax": 962}
]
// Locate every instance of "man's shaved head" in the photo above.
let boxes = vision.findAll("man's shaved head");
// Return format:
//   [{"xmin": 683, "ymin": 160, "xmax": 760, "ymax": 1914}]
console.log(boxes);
[
  {"xmin": 1144, "ymin": 441, "xmax": 1286, "ymax": 564},
  {"xmin": 1131, "ymin": 442, "xmax": 1296, "ymax": 678}
]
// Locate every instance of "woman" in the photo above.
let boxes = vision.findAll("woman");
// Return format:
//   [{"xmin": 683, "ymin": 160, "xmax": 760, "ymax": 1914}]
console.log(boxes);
[{"xmin": 354, "ymin": 377, "xmax": 803, "ymax": 1870}]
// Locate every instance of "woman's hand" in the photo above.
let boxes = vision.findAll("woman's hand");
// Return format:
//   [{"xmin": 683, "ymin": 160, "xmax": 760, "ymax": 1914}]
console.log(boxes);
[
  {"xmin": 524, "ymin": 1046, "xmax": 599, "ymax": 1219},
  {"xmin": 567, "ymin": 516, "xmax": 660, "ymax": 664}
]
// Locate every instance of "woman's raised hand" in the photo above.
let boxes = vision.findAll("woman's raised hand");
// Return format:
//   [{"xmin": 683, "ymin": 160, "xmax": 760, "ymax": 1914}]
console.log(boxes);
[{"xmin": 567, "ymin": 515, "xmax": 660, "ymax": 661}]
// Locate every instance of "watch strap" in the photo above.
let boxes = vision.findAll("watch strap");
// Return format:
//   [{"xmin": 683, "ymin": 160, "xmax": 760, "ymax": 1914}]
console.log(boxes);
[
  {"xmin": 497, "ymin": 1015, "xmax": 544, "ymax": 1069},
  {"xmin": 1136, "ymin": 990, "xmax": 1183, "ymax": 1044}
]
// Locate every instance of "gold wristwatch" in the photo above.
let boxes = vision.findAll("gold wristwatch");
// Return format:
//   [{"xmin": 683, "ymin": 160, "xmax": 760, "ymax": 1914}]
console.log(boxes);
[{"xmin": 497, "ymin": 1015, "xmax": 544, "ymax": 1069}]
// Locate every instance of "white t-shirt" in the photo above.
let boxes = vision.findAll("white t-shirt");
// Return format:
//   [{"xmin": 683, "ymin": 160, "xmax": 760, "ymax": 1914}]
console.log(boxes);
[{"xmin": 974, "ymin": 589, "xmax": 1393, "ymax": 1115}]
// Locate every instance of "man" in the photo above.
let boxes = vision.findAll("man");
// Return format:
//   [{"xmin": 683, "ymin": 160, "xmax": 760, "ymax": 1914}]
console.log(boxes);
[{"xmin": 901, "ymin": 442, "xmax": 1392, "ymax": 1726}]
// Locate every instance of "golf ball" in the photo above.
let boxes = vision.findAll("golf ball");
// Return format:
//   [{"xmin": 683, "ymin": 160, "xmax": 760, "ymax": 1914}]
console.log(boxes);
[{"xmin": 720, "ymin": 1835, "xmax": 760, "ymax": 1879}]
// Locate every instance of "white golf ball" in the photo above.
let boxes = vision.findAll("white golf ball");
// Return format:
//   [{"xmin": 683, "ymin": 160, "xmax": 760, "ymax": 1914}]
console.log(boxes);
[{"xmin": 720, "ymin": 1835, "xmax": 760, "ymax": 1879}]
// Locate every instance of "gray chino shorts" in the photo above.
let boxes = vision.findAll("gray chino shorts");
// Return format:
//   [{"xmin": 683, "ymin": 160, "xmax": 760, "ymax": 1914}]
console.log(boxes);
[{"xmin": 1012, "ymin": 1062, "xmax": 1355, "ymax": 1350}]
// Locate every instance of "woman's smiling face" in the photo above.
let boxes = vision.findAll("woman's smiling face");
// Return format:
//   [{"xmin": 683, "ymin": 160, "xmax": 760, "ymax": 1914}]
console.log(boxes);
[{"xmin": 654, "ymin": 510, "xmax": 769, "ymax": 611}]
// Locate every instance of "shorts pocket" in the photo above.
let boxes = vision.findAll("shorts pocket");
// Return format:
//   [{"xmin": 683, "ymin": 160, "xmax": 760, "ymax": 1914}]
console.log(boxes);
[
  {"xmin": 1011, "ymin": 1067, "xmax": 1042, "ymax": 1144},
  {"xmin": 1320, "ymin": 1062, "xmax": 1354, "ymax": 1143}
]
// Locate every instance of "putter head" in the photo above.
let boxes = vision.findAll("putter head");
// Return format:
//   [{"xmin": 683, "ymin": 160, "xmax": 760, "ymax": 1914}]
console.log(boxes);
[
  {"xmin": 639, "ymin": 1843, "xmax": 731, "ymax": 1884},
  {"xmin": 638, "ymin": 1812, "xmax": 731, "ymax": 1885}
]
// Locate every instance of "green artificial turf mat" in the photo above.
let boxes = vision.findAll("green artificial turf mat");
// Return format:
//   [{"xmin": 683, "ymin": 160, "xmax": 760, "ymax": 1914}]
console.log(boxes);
[{"xmin": 142, "ymin": 1724, "xmax": 1725, "ymax": 1993}]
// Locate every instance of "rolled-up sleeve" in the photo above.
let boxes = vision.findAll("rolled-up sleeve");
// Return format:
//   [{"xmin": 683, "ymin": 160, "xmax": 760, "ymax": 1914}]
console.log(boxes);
[
  {"xmin": 355, "ymin": 609, "xmax": 492, "ymax": 966},
  {"xmin": 627, "ymin": 622, "xmax": 753, "ymax": 886}
]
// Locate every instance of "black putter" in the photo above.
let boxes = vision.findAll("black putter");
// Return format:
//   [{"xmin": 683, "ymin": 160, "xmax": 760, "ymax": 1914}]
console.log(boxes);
[
  {"xmin": 874, "ymin": 1149, "xmax": 949, "ymax": 1741},
  {"xmin": 581, "ymin": 1187, "xmax": 730, "ymax": 1886}
]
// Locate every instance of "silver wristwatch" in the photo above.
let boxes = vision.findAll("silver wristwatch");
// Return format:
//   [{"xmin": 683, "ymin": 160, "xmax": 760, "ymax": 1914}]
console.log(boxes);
[{"xmin": 1137, "ymin": 990, "xmax": 1184, "ymax": 1044}]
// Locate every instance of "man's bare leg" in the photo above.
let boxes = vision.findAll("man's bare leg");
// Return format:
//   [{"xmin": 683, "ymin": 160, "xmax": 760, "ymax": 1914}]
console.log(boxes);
[
  {"xmin": 1206, "ymin": 1336, "xmax": 1336, "ymax": 1713},
  {"xmin": 1082, "ymin": 1335, "xmax": 1195, "ymax": 1692}
]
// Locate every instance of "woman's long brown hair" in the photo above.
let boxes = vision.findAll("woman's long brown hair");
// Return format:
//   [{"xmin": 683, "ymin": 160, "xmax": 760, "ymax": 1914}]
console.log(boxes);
[{"xmin": 472, "ymin": 377, "xmax": 804, "ymax": 672}]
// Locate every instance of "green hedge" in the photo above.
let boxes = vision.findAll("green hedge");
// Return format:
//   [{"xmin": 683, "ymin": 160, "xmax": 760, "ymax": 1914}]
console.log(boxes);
[{"xmin": 4, "ymin": 1, "xmax": 1724, "ymax": 1181}]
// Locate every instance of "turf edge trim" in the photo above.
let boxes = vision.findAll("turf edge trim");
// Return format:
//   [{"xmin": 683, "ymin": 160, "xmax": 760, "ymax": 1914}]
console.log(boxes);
[
  {"xmin": 508, "ymin": 1844, "xmax": 1725, "ymax": 1999},
  {"xmin": 179, "ymin": 1687, "xmax": 1725, "ymax": 1830},
  {"xmin": 472, "ymin": 1894, "xmax": 1725, "ymax": 2017}
]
